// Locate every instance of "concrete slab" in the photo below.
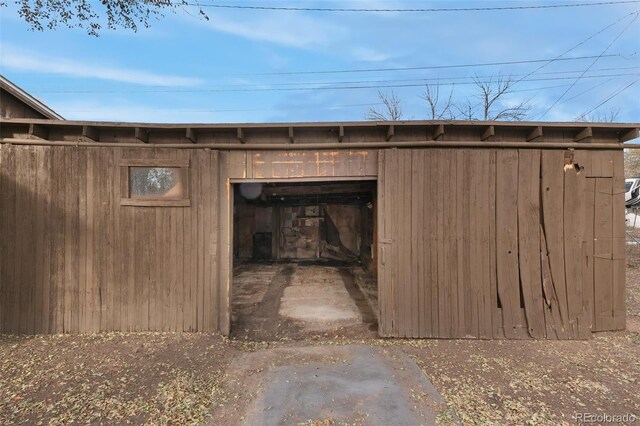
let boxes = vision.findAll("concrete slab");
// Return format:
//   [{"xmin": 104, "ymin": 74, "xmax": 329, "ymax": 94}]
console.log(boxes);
[
  {"xmin": 231, "ymin": 263, "xmax": 377, "ymax": 339},
  {"xmin": 279, "ymin": 265, "xmax": 363, "ymax": 325},
  {"xmin": 216, "ymin": 344, "xmax": 457, "ymax": 426}
]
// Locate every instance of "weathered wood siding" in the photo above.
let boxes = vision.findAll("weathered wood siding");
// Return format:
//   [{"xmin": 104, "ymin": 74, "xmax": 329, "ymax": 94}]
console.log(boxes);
[
  {"xmin": 0, "ymin": 143, "xmax": 625, "ymax": 338},
  {"xmin": 378, "ymin": 148, "xmax": 625, "ymax": 339},
  {"xmin": 0, "ymin": 144, "xmax": 230, "ymax": 334}
]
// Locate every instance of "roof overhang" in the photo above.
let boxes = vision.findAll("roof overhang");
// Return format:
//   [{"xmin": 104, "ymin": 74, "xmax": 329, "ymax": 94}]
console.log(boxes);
[{"xmin": 0, "ymin": 117, "xmax": 638, "ymax": 150}]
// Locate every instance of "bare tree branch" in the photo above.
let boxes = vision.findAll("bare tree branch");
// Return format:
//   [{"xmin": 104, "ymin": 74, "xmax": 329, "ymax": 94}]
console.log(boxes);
[
  {"xmin": 454, "ymin": 100, "xmax": 478, "ymax": 121},
  {"xmin": 366, "ymin": 90, "xmax": 404, "ymax": 121},
  {"xmin": 575, "ymin": 107, "xmax": 621, "ymax": 123},
  {"xmin": 420, "ymin": 82, "xmax": 455, "ymax": 120},
  {"xmin": 472, "ymin": 73, "xmax": 530, "ymax": 121}
]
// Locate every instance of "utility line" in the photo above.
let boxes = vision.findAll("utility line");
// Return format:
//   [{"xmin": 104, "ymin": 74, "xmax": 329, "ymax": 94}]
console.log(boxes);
[
  {"xmin": 234, "ymin": 54, "xmax": 625, "ymax": 76},
  {"xmin": 26, "ymin": 66, "xmax": 640, "ymax": 92},
  {"xmin": 576, "ymin": 77, "xmax": 640, "ymax": 118},
  {"xmin": 56, "ymin": 83, "xmax": 582, "ymax": 115},
  {"xmin": 557, "ymin": 77, "xmax": 617, "ymax": 104},
  {"xmin": 539, "ymin": 11, "xmax": 640, "ymax": 118},
  {"xmin": 31, "ymin": 72, "xmax": 640, "ymax": 94},
  {"xmin": 512, "ymin": 10, "xmax": 639, "ymax": 86},
  {"xmin": 185, "ymin": 0, "xmax": 640, "ymax": 13}
]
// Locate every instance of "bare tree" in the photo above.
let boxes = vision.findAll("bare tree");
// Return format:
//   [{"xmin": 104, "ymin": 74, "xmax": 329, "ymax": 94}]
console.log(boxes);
[
  {"xmin": 420, "ymin": 82, "xmax": 455, "ymax": 120},
  {"xmin": 575, "ymin": 107, "xmax": 621, "ymax": 123},
  {"xmin": 366, "ymin": 90, "xmax": 404, "ymax": 121},
  {"xmin": 2, "ymin": 0, "xmax": 208, "ymax": 36},
  {"xmin": 473, "ymin": 73, "xmax": 531, "ymax": 121},
  {"xmin": 419, "ymin": 73, "xmax": 530, "ymax": 121},
  {"xmin": 454, "ymin": 99, "xmax": 478, "ymax": 121}
]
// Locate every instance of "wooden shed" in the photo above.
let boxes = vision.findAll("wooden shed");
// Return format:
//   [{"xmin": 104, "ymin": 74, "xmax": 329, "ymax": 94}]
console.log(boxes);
[{"xmin": 0, "ymin": 88, "xmax": 638, "ymax": 339}]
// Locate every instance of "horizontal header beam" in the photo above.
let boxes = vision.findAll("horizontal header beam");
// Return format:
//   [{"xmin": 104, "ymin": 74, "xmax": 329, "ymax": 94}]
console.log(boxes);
[
  {"xmin": 0, "ymin": 138, "xmax": 625, "ymax": 150},
  {"xmin": 2, "ymin": 118, "xmax": 637, "ymax": 146}
]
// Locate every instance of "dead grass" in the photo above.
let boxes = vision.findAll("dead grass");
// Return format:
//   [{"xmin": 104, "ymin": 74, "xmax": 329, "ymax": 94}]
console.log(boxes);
[
  {"xmin": 0, "ymin": 333, "xmax": 233, "ymax": 425},
  {"xmin": 1, "ymin": 268, "xmax": 639, "ymax": 425}
]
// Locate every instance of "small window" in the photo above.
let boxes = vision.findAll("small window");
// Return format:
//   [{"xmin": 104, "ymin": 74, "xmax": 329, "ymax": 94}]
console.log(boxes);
[
  {"xmin": 120, "ymin": 159, "xmax": 190, "ymax": 206},
  {"xmin": 130, "ymin": 167, "xmax": 184, "ymax": 198}
]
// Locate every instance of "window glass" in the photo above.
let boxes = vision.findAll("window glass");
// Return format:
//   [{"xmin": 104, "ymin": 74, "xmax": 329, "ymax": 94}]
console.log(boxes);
[{"xmin": 129, "ymin": 167, "xmax": 184, "ymax": 198}]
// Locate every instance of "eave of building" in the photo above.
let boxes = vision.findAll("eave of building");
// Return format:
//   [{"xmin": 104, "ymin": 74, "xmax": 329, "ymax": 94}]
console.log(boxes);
[{"xmin": 1, "ymin": 117, "xmax": 638, "ymax": 150}]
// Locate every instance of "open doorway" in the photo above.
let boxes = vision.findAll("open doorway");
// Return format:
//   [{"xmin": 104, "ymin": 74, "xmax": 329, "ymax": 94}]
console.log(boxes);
[{"xmin": 230, "ymin": 179, "xmax": 378, "ymax": 340}]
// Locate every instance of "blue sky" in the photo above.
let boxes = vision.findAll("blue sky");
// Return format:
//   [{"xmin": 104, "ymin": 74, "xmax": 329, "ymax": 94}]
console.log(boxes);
[{"xmin": 1, "ymin": 0, "xmax": 639, "ymax": 123}]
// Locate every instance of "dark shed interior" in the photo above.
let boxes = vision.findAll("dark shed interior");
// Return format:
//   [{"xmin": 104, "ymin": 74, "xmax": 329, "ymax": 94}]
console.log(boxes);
[
  {"xmin": 233, "ymin": 181, "xmax": 376, "ymax": 268},
  {"xmin": 231, "ymin": 180, "xmax": 378, "ymax": 339}
]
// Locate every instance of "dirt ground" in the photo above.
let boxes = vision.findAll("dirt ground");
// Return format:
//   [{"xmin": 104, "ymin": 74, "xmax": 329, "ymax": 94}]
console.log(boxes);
[{"xmin": 1, "ymin": 266, "xmax": 639, "ymax": 425}]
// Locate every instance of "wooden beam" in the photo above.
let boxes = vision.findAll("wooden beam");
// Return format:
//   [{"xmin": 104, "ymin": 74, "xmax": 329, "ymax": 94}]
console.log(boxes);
[
  {"xmin": 573, "ymin": 127, "xmax": 592, "ymax": 142},
  {"xmin": 619, "ymin": 128, "xmax": 640, "ymax": 143},
  {"xmin": 186, "ymin": 127, "xmax": 197, "ymax": 144},
  {"xmin": 28, "ymin": 123, "xmax": 49, "ymax": 140},
  {"xmin": 288, "ymin": 126, "xmax": 295, "ymax": 144},
  {"xmin": 386, "ymin": 124, "xmax": 395, "ymax": 142},
  {"xmin": 338, "ymin": 125, "xmax": 344, "ymax": 142},
  {"xmin": 433, "ymin": 124, "xmax": 445, "ymax": 140},
  {"xmin": 481, "ymin": 125, "xmax": 495, "ymax": 141},
  {"xmin": 237, "ymin": 127, "xmax": 244, "ymax": 144},
  {"xmin": 134, "ymin": 127, "xmax": 149, "ymax": 144},
  {"xmin": 526, "ymin": 126, "xmax": 543, "ymax": 142},
  {"xmin": 82, "ymin": 125, "xmax": 99, "ymax": 142}
]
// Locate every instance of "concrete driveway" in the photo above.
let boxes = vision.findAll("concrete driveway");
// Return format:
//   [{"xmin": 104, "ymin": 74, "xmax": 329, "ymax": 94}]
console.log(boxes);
[{"xmin": 210, "ymin": 344, "xmax": 458, "ymax": 426}]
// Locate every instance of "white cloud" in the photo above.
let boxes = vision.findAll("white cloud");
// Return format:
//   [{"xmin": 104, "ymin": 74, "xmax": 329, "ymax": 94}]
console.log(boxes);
[
  {"xmin": 350, "ymin": 46, "xmax": 391, "ymax": 62},
  {"xmin": 0, "ymin": 45, "xmax": 202, "ymax": 86},
  {"xmin": 204, "ymin": 10, "xmax": 347, "ymax": 49}
]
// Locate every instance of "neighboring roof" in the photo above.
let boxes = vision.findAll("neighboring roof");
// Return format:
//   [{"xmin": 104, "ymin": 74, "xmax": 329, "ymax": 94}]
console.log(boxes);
[{"xmin": 0, "ymin": 75, "xmax": 64, "ymax": 120}]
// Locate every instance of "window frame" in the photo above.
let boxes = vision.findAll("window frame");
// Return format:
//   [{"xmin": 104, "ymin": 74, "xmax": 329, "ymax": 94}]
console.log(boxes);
[{"xmin": 120, "ymin": 159, "xmax": 191, "ymax": 207}]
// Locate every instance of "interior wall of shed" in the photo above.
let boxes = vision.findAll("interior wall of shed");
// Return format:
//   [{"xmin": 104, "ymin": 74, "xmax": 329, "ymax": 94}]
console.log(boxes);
[{"xmin": 233, "ymin": 182, "xmax": 375, "ymax": 265}]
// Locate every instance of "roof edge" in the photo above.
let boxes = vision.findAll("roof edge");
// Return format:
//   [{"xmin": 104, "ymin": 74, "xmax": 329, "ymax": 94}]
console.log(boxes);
[{"xmin": 0, "ymin": 75, "xmax": 64, "ymax": 120}]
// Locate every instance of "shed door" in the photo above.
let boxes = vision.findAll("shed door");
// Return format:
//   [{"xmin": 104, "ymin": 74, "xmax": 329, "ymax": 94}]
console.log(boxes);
[{"xmin": 377, "ymin": 149, "xmax": 426, "ymax": 338}]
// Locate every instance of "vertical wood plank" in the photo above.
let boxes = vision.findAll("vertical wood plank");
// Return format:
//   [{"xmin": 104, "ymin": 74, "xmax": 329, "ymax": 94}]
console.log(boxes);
[
  {"xmin": 611, "ymin": 150, "xmax": 626, "ymax": 330},
  {"xmin": 77, "ymin": 147, "xmax": 87, "ymax": 332},
  {"xmin": 467, "ymin": 151, "xmax": 479, "ymax": 338},
  {"xmin": 190, "ymin": 150, "xmax": 199, "ymax": 331},
  {"xmin": 1, "ymin": 147, "xmax": 16, "ymax": 332},
  {"xmin": 564, "ymin": 163, "xmax": 587, "ymax": 338},
  {"xmin": 496, "ymin": 150, "xmax": 523, "ymax": 339},
  {"xmin": 417, "ymin": 150, "xmax": 428, "ymax": 337},
  {"xmin": 582, "ymin": 177, "xmax": 595, "ymax": 337},
  {"xmin": 410, "ymin": 150, "xmax": 420, "ymax": 337},
  {"xmin": 202, "ymin": 151, "xmax": 213, "ymax": 332},
  {"xmin": 401, "ymin": 149, "xmax": 412, "ymax": 337},
  {"xmin": 218, "ymin": 150, "xmax": 231, "ymax": 334},
  {"xmin": 429, "ymin": 150, "xmax": 439, "ymax": 337},
  {"xmin": 86, "ymin": 148, "xmax": 98, "ymax": 332},
  {"xmin": 34, "ymin": 148, "xmax": 51, "ymax": 333},
  {"xmin": 488, "ymin": 151, "xmax": 501, "ymax": 339},
  {"xmin": 15, "ymin": 147, "xmax": 29, "ymax": 333},
  {"xmin": 67, "ymin": 147, "xmax": 80, "ymax": 333},
  {"xmin": 541, "ymin": 150, "xmax": 570, "ymax": 337},
  {"xmin": 517, "ymin": 150, "xmax": 546, "ymax": 338},
  {"xmin": 454, "ymin": 150, "xmax": 465, "ymax": 338},
  {"xmin": 25, "ymin": 147, "xmax": 37, "ymax": 334},
  {"xmin": 376, "ymin": 150, "xmax": 386, "ymax": 336},
  {"xmin": 594, "ymin": 178, "xmax": 613, "ymax": 331},
  {"xmin": 436, "ymin": 149, "xmax": 447, "ymax": 337},
  {"xmin": 52, "ymin": 148, "xmax": 66, "ymax": 333}
]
